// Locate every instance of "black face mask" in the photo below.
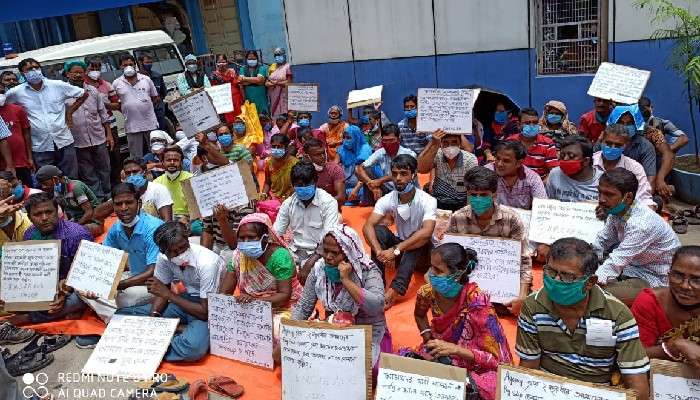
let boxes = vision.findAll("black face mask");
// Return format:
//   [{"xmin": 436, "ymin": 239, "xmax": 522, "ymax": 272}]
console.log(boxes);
[{"xmin": 69, "ymin": 78, "xmax": 84, "ymax": 88}]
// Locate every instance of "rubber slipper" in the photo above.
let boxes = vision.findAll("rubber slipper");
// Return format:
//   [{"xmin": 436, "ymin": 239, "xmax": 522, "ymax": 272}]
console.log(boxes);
[
  {"xmin": 672, "ymin": 216, "xmax": 688, "ymax": 234},
  {"xmin": 208, "ymin": 376, "xmax": 244, "ymax": 399},
  {"xmin": 188, "ymin": 379, "xmax": 209, "ymax": 400},
  {"xmin": 5, "ymin": 345, "xmax": 54, "ymax": 377},
  {"xmin": 680, "ymin": 209, "xmax": 700, "ymax": 225},
  {"xmin": 138, "ymin": 374, "xmax": 190, "ymax": 393},
  {"xmin": 21, "ymin": 334, "xmax": 72, "ymax": 355}
]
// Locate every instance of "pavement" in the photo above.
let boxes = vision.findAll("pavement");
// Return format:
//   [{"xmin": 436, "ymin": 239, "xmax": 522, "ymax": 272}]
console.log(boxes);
[{"xmin": 5, "ymin": 199, "xmax": 700, "ymax": 400}]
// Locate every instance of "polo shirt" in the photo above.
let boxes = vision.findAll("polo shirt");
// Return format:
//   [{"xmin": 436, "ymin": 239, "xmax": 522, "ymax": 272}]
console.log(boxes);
[
  {"xmin": 0, "ymin": 103, "xmax": 31, "ymax": 168},
  {"xmin": 273, "ymin": 188, "xmax": 340, "ymax": 254},
  {"xmin": 140, "ymin": 181, "xmax": 173, "ymax": 218},
  {"xmin": 516, "ymin": 285, "xmax": 650, "ymax": 383},
  {"xmin": 66, "ymin": 85, "xmax": 110, "ymax": 148},
  {"xmin": 0, "ymin": 211, "xmax": 32, "ymax": 245},
  {"xmin": 6, "ymin": 79, "xmax": 85, "ymax": 151},
  {"xmin": 112, "ymin": 73, "xmax": 158, "ymax": 133},
  {"xmin": 648, "ymin": 116, "xmax": 686, "ymax": 144},
  {"xmin": 374, "ymin": 188, "xmax": 437, "ymax": 240},
  {"xmin": 154, "ymin": 171, "xmax": 193, "ymax": 216},
  {"xmin": 432, "ymin": 149, "xmax": 477, "ymax": 207},
  {"xmin": 506, "ymin": 134, "xmax": 559, "ymax": 179},
  {"xmin": 103, "ymin": 213, "xmax": 164, "ymax": 275},
  {"xmin": 84, "ymin": 78, "xmax": 119, "ymax": 123},
  {"xmin": 154, "ymin": 243, "xmax": 224, "ymax": 299},
  {"xmin": 58, "ymin": 180, "xmax": 100, "ymax": 221},
  {"xmin": 398, "ymin": 117, "xmax": 430, "ymax": 155},
  {"xmin": 578, "ymin": 109, "xmax": 606, "ymax": 143}
]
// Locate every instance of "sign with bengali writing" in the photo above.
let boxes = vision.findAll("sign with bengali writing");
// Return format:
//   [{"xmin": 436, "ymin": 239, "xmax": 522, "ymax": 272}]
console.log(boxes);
[
  {"xmin": 181, "ymin": 162, "xmax": 257, "ymax": 219},
  {"xmin": 170, "ymin": 89, "xmax": 222, "ymax": 137},
  {"xmin": 205, "ymin": 83, "xmax": 234, "ymax": 114},
  {"xmin": 528, "ymin": 198, "xmax": 604, "ymax": 245},
  {"xmin": 287, "ymin": 83, "xmax": 319, "ymax": 112},
  {"xmin": 587, "ymin": 62, "xmax": 651, "ymax": 104},
  {"xmin": 0, "ymin": 240, "xmax": 60, "ymax": 311},
  {"xmin": 66, "ymin": 240, "xmax": 127, "ymax": 301},
  {"xmin": 417, "ymin": 88, "xmax": 479, "ymax": 134},
  {"xmin": 651, "ymin": 359, "xmax": 700, "ymax": 400},
  {"xmin": 376, "ymin": 353, "xmax": 466, "ymax": 400}
]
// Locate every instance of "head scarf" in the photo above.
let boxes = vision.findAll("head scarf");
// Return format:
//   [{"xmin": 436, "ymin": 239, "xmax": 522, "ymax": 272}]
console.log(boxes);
[
  {"xmin": 337, "ymin": 124, "xmax": 371, "ymax": 167},
  {"xmin": 63, "ymin": 60, "xmax": 87, "ymax": 74},
  {"xmin": 184, "ymin": 54, "xmax": 197, "ymax": 63},
  {"xmin": 540, "ymin": 99, "xmax": 578, "ymax": 135},
  {"xmin": 149, "ymin": 130, "xmax": 174, "ymax": 144},
  {"xmin": 327, "ymin": 105, "xmax": 343, "ymax": 118},
  {"xmin": 314, "ymin": 224, "xmax": 374, "ymax": 315},
  {"xmin": 608, "ymin": 104, "xmax": 645, "ymax": 131}
]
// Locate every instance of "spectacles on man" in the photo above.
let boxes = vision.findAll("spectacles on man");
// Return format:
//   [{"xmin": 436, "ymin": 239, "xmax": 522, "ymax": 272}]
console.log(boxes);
[
  {"xmin": 668, "ymin": 271, "xmax": 700, "ymax": 289},
  {"xmin": 543, "ymin": 265, "xmax": 583, "ymax": 284}
]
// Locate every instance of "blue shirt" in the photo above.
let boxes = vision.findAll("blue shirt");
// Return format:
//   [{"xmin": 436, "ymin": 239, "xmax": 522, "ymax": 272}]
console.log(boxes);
[{"xmin": 103, "ymin": 213, "xmax": 164, "ymax": 275}]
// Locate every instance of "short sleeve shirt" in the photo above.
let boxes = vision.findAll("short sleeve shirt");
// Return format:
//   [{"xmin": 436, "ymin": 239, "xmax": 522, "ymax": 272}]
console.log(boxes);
[
  {"xmin": 373, "ymin": 188, "xmax": 437, "ymax": 240},
  {"xmin": 103, "ymin": 213, "xmax": 164, "ymax": 275},
  {"xmin": 140, "ymin": 181, "xmax": 174, "ymax": 217},
  {"xmin": 316, "ymin": 162, "xmax": 344, "ymax": 198},
  {"xmin": 59, "ymin": 180, "xmax": 100, "ymax": 221},
  {"xmin": 0, "ymin": 103, "xmax": 32, "ymax": 168},
  {"xmin": 112, "ymin": 73, "xmax": 158, "ymax": 133},
  {"xmin": 545, "ymin": 168, "xmax": 602, "ymax": 202},
  {"xmin": 154, "ymin": 171, "xmax": 193, "ymax": 216},
  {"xmin": 154, "ymin": 244, "xmax": 224, "ymax": 298}
]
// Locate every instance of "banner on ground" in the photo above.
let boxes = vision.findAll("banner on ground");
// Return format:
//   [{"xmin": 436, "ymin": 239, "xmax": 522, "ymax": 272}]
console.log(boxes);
[
  {"xmin": 376, "ymin": 353, "xmax": 466, "ymax": 400},
  {"xmin": 651, "ymin": 359, "xmax": 700, "ymax": 400}
]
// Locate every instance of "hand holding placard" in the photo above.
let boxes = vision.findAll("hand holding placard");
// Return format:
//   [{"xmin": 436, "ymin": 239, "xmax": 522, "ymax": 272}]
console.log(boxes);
[
  {"xmin": 66, "ymin": 240, "xmax": 127, "ymax": 300},
  {"xmin": 0, "ymin": 240, "xmax": 61, "ymax": 311},
  {"xmin": 417, "ymin": 88, "xmax": 479, "ymax": 134}
]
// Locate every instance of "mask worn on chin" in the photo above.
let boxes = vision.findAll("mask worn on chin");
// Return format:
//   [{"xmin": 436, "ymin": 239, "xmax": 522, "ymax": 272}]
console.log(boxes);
[
  {"xmin": 442, "ymin": 146, "xmax": 461, "ymax": 160},
  {"xmin": 428, "ymin": 271, "xmax": 463, "ymax": 298},
  {"xmin": 170, "ymin": 248, "xmax": 194, "ymax": 267},
  {"xmin": 559, "ymin": 159, "xmax": 584, "ymax": 176},
  {"xmin": 606, "ymin": 202, "xmax": 628, "ymax": 216},
  {"xmin": 0, "ymin": 94, "xmax": 6, "ymax": 107},
  {"xmin": 165, "ymin": 171, "xmax": 181, "ymax": 180},
  {"xmin": 396, "ymin": 182, "xmax": 414, "ymax": 195},
  {"xmin": 382, "ymin": 141, "xmax": 400, "ymax": 156},
  {"xmin": 313, "ymin": 163, "xmax": 324, "ymax": 172},
  {"xmin": 324, "ymin": 264, "xmax": 342, "ymax": 283},
  {"xmin": 87, "ymin": 70, "xmax": 101, "ymax": 81},
  {"xmin": 544, "ymin": 274, "xmax": 589, "ymax": 305},
  {"xmin": 121, "ymin": 214, "xmax": 140, "ymax": 228}
]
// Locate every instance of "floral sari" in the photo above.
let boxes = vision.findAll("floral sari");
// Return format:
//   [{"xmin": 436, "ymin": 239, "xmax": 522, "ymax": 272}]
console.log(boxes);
[{"xmin": 268, "ymin": 63, "xmax": 291, "ymax": 117}]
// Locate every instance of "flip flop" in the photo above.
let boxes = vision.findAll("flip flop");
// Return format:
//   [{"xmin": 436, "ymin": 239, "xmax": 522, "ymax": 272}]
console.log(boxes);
[
  {"xmin": 672, "ymin": 216, "xmax": 688, "ymax": 234},
  {"xmin": 5, "ymin": 345, "xmax": 54, "ymax": 377},
  {"xmin": 188, "ymin": 379, "xmax": 209, "ymax": 400},
  {"xmin": 138, "ymin": 374, "xmax": 190, "ymax": 393},
  {"xmin": 21, "ymin": 334, "xmax": 72, "ymax": 355},
  {"xmin": 207, "ymin": 376, "xmax": 244, "ymax": 399}
]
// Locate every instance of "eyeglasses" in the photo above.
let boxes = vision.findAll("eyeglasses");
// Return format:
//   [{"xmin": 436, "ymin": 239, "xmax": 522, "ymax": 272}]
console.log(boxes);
[
  {"xmin": 543, "ymin": 265, "xmax": 583, "ymax": 284},
  {"xmin": 668, "ymin": 271, "xmax": 700, "ymax": 289}
]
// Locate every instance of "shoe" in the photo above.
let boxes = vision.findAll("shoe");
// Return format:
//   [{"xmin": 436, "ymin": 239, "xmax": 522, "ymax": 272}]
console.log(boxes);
[
  {"xmin": 4, "ymin": 344, "xmax": 54, "ymax": 377},
  {"xmin": 75, "ymin": 335, "xmax": 100, "ymax": 349},
  {"xmin": 0, "ymin": 321, "xmax": 36, "ymax": 345}
]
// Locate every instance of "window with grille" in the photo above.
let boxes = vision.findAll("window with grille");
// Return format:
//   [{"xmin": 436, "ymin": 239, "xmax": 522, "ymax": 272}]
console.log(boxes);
[{"xmin": 536, "ymin": 0, "xmax": 608, "ymax": 75}]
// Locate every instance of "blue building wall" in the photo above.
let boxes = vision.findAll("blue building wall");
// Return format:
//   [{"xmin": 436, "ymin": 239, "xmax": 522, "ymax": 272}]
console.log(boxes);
[{"xmin": 247, "ymin": 0, "xmax": 287, "ymax": 63}]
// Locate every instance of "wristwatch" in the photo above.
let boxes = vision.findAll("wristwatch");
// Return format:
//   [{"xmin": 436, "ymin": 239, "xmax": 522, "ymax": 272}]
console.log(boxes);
[{"xmin": 393, "ymin": 247, "xmax": 401, "ymax": 256}]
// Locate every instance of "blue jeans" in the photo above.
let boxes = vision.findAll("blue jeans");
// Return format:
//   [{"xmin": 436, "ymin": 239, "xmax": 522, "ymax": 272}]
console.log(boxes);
[
  {"xmin": 29, "ymin": 292, "xmax": 86, "ymax": 323},
  {"xmin": 33, "ymin": 143, "xmax": 79, "ymax": 180},
  {"xmin": 115, "ymin": 294, "xmax": 209, "ymax": 362}
]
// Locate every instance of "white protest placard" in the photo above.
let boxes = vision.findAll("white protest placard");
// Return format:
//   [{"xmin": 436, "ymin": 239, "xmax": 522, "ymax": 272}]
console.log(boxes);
[
  {"xmin": 0, "ymin": 240, "xmax": 60, "ymax": 312},
  {"xmin": 528, "ymin": 198, "xmax": 604, "ymax": 245},
  {"xmin": 183, "ymin": 162, "xmax": 256, "ymax": 219},
  {"xmin": 651, "ymin": 359, "xmax": 700, "ymax": 400},
  {"xmin": 82, "ymin": 315, "xmax": 178, "ymax": 380},
  {"xmin": 441, "ymin": 234, "xmax": 521, "ymax": 303},
  {"xmin": 170, "ymin": 89, "xmax": 221, "ymax": 137},
  {"xmin": 417, "ymin": 88, "xmax": 479, "ymax": 134},
  {"xmin": 505, "ymin": 207, "xmax": 535, "ymax": 257},
  {"xmin": 347, "ymin": 85, "xmax": 383, "ymax": 109},
  {"xmin": 287, "ymin": 83, "xmax": 319, "ymax": 112},
  {"xmin": 376, "ymin": 353, "xmax": 466, "ymax": 400},
  {"xmin": 587, "ymin": 62, "xmax": 651, "ymax": 104},
  {"xmin": 497, "ymin": 365, "xmax": 634, "ymax": 400},
  {"xmin": 66, "ymin": 240, "xmax": 127, "ymax": 301},
  {"xmin": 205, "ymin": 83, "xmax": 234, "ymax": 114},
  {"xmin": 208, "ymin": 294, "xmax": 274, "ymax": 369},
  {"xmin": 281, "ymin": 319, "xmax": 371, "ymax": 400}
]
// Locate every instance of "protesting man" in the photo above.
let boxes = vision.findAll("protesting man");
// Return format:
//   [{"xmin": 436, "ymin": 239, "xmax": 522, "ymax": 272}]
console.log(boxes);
[
  {"xmin": 303, "ymin": 138, "xmax": 345, "ymax": 207},
  {"xmin": 359, "ymin": 124, "xmax": 416, "ymax": 201},
  {"xmin": 506, "ymin": 108, "xmax": 559, "ymax": 180},
  {"xmin": 0, "ymin": 83, "xmax": 32, "ymax": 186},
  {"xmin": 486, "ymin": 141, "xmax": 547, "ymax": 210},
  {"xmin": 546, "ymin": 135, "xmax": 602, "ymax": 202},
  {"xmin": 123, "ymin": 158, "xmax": 173, "ymax": 221},
  {"xmin": 153, "ymin": 146, "xmax": 193, "ymax": 225},
  {"xmin": 363, "ymin": 154, "xmax": 436, "ymax": 309},
  {"xmin": 398, "ymin": 95, "xmax": 430, "ymax": 155},
  {"xmin": 579, "ymin": 97, "xmax": 613, "ymax": 143},
  {"xmin": 639, "ymin": 96, "xmax": 689, "ymax": 153}
]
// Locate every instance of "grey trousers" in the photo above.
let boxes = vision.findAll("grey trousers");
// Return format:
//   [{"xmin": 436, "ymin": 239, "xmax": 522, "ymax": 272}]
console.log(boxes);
[
  {"xmin": 126, "ymin": 130, "xmax": 150, "ymax": 160},
  {"xmin": 76, "ymin": 143, "xmax": 112, "ymax": 199}
]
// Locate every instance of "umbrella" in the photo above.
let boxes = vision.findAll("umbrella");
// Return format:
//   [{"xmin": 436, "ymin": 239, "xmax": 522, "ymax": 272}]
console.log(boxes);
[{"xmin": 464, "ymin": 84, "xmax": 521, "ymax": 126}]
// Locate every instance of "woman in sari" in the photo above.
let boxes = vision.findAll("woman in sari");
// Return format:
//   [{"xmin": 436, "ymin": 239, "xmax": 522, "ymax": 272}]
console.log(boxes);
[
  {"xmin": 339, "ymin": 124, "xmax": 372, "ymax": 205},
  {"xmin": 291, "ymin": 224, "xmax": 390, "ymax": 369},
  {"xmin": 319, "ymin": 105, "xmax": 347, "ymax": 162},
  {"xmin": 210, "ymin": 53, "xmax": 244, "ymax": 124},
  {"xmin": 220, "ymin": 213, "xmax": 302, "ymax": 344},
  {"xmin": 263, "ymin": 133, "xmax": 298, "ymax": 201},
  {"xmin": 239, "ymin": 50, "xmax": 269, "ymax": 115},
  {"xmin": 632, "ymin": 245, "xmax": 700, "ymax": 368},
  {"xmin": 538, "ymin": 100, "xmax": 577, "ymax": 148},
  {"xmin": 266, "ymin": 48, "xmax": 292, "ymax": 117},
  {"xmin": 404, "ymin": 243, "xmax": 512, "ymax": 400}
]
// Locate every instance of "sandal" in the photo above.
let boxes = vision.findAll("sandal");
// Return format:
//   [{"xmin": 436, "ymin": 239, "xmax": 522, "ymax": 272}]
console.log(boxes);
[
  {"xmin": 21, "ymin": 334, "xmax": 72, "ymax": 355},
  {"xmin": 680, "ymin": 210, "xmax": 700, "ymax": 225},
  {"xmin": 208, "ymin": 376, "xmax": 244, "ymax": 399},
  {"xmin": 188, "ymin": 380, "xmax": 209, "ymax": 400},
  {"xmin": 672, "ymin": 216, "xmax": 688, "ymax": 234},
  {"xmin": 138, "ymin": 374, "xmax": 190, "ymax": 393},
  {"xmin": 5, "ymin": 345, "xmax": 54, "ymax": 376}
]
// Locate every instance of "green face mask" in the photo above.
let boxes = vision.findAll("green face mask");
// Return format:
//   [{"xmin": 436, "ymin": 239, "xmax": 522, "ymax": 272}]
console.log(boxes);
[
  {"xmin": 544, "ymin": 274, "xmax": 589, "ymax": 306},
  {"xmin": 324, "ymin": 264, "xmax": 342, "ymax": 283},
  {"xmin": 468, "ymin": 195, "xmax": 493, "ymax": 216}
]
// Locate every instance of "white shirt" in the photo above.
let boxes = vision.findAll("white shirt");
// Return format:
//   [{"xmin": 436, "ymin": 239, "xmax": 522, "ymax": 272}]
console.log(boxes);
[
  {"xmin": 273, "ymin": 188, "xmax": 340, "ymax": 253},
  {"xmin": 592, "ymin": 152, "xmax": 655, "ymax": 208},
  {"xmin": 373, "ymin": 188, "xmax": 437, "ymax": 240},
  {"xmin": 141, "ymin": 181, "xmax": 174, "ymax": 211},
  {"xmin": 6, "ymin": 79, "xmax": 85, "ymax": 152},
  {"xmin": 154, "ymin": 243, "xmax": 224, "ymax": 298}
]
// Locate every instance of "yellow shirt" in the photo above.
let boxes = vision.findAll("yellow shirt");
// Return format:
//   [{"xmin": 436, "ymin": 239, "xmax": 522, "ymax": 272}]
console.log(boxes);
[
  {"xmin": 154, "ymin": 171, "xmax": 193, "ymax": 216},
  {"xmin": 0, "ymin": 211, "xmax": 32, "ymax": 245}
]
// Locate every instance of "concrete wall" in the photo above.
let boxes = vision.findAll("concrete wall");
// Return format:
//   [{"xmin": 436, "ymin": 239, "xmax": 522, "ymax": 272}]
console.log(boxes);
[{"xmin": 248, "ymin": 0, "xmax": 288, "ymax": 63}]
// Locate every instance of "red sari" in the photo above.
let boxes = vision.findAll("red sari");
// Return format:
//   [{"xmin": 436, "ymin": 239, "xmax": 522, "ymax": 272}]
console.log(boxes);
[{"xmin": 210, "ymin": 68, "xmax": 244, "ymax": 124}]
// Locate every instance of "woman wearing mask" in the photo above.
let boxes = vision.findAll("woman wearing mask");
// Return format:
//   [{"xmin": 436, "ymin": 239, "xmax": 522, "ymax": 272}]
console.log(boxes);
[
  {"xmin": 263, "ymin": 133, "xmax": 299, "ymax": 201},
  {"xmin": 239, "ymin": 50, "xmax": 269, "ymax": 115},
  {"xmin": 266, "ymin": 48, "xmax": 292, "ymax": 117},
  {"xmin": 292, "ymin": 225, "xmax": 390, "ymax": 372},
  {"xmin": 210, "ymin": 53, "xmax": 244, "ymax": 124},
  {"xmin": 220, "ymin": 213, "xmax": 302, "ymax": 349},
  {"xmin": 176, "ymin": 54, "xmax": 211, "ymax": 96},
  {"xmin": 403, "ymin": 243, "xmax": 512, "ymax": 400},
  {"xmin": 319, "ymin": 105, "xmax": 347, "ymax": 162},
  {"xmin": 539, "ymin": 100, "xmax": 578, "ymax": 148},
  {"xmin": 340, "ymin": 125, "xmax": 373, "ymax": 206}
]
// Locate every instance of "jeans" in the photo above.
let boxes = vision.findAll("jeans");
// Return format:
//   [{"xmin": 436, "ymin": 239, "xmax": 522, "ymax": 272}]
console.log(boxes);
[
  {"xmin": 33, "ymin": 143, "xmax": 79, "ymax": 179},
  {"xmin": 371, "ymin": 225, "xmax": 432, "ymax": 295},
  {"xmin": 116, "ymin": 294, "xmax": 209, "ymax": 362},
  {"xmin": 126, "ymin": 130, "xmax": 150, "ymax": 160},
  {"xmin": 76, "ymin": 143, "xmax": 112, "ymax": 199},
  {"xmin": 28, "ymin": 292, "xmax": 86, "ymax": 323}
]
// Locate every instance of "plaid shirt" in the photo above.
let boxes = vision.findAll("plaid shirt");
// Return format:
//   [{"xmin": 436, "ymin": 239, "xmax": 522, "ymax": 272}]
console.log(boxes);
[
  {"xmin": 432, "ymin": 149, "xmax": 478, "ymax": 207},
  {"xmin": 506, "ymin": 134, "xmax": 559, "ymax": 179},
  {"xmin": 0, "ymin": 115, "xmax": 11, "ymax": 140},
  {"xmin": 398, "ymin": 118, "xmax": 431, "ymax": 155},
  {"xmin": 485, "ymin": 164, "xmax": 547, "ymax": 210}
]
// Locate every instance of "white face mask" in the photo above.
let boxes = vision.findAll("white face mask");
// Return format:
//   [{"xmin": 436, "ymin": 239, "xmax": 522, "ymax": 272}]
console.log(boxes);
[
  {"xmin": 165, "ymin": 171, "xmax": 181, "ymax": 180},
  {"xmin": 87, "ymin": 70, "xmax": 101, "ymax": 81},
  {"xmin": 397, "ymin": 203, "xmax": 411, "ymax": 220},
  {"xmin": 123, "ymin": 65, "xmax": 137, "ymax": 77},
  {"xmin": 171, "ymin": 248, "xmax": 193, "ymax": 267},
  {"xmin": 121, "ymin": 214, "xmax": 140, "ymax": 228},
  {"xmin": 0, "ymin": 94, "xmax": 6, "ymax": 107},
  {"xmin": 151, "ymin": 143, "xmax": 166, "ymax": 152},
  {"xmin": 443, "ymin": 146, "xmax": 461, "ymax": 160},
  {"xmin": 313, "ymin": 163, "xmax": 324, "ymax": 172}
]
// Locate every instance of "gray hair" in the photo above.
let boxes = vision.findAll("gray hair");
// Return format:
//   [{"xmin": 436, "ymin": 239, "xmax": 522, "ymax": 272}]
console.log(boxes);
[
  {"xmin": 549, "ymin": 237, "xmax": 599, "ymax": 276},
  {"xmin": 153, "ymin": 221, "xmax": 189, "ymax": 253}
]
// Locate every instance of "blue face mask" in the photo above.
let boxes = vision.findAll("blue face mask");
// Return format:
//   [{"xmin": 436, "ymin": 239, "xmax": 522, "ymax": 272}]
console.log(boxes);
[
  {"xmin": 404, "ymin": 109, "xmax": 417, "ymax": 119},
  {"xmin": 53, "ymin": 182, "xmax": 63, "ymax": 196},
  {"xmin": 468, "ymin": 195, "xmax": 493, "ymax": 216},
  {"xmin": 298, "ymin": 118, "xmax": 310, "ymax": 127},
  {"xmin": 233, "ymin": 123, "xmax": 246, "ymax": 134},
  {"xmin": 246, "ymin": 59, "xmax": 258, "ymax": 68},
  {"xmin": 494, "ymin": 111, "xmax": 508, "ymax": 124},
  {"xmin": 125, "ymin": 173, "xmax": 147, "ymax": 189},
  {"xmin": 238, "ymin": 235, "xmax": 267, "ymax": 259},
  {"xmin": 324, "ymin": 264, "xmax": 342, "ymax": 283},
  {"xmin": 546, "ymin": 113, "xmax": 562, "ymax": 124},
  {"xmin": 428, "ymin": 271, "xmax": 463, "ymax": 298},
  {"xmin": 626, "ymin": 124, "xmax": 637, "ymax": 137},
  {"xmin": 295, "ymin": 184, "xmax": 316, "ymax": 201},
  {"xmin": 274, "ymin": 55, "xmax": 286, "ymax": 64},
  {"xmin": 521, "ymin": 124, "xmax": 540, "ymax": 138},
  {"xmin": 359, "ymin": 115, "xmax": 370, "ymax": 124},
  {"xmin": 601, "ymin": 144, "xmax": 624, "ymax": 161},
  {"xmin": 270, "ymin": 148, "xmax": 286, "ymax": 159},
  {"xmin": 218, "ymin": 134, "xmax": 233, "ymax": 147},
  {"xmin": 397, "ymin": 182, "xmax": 414, "ymax": 195},
  {"xmin": 12, "ymin": 184, "xmax": 23, "ymax": 202}
]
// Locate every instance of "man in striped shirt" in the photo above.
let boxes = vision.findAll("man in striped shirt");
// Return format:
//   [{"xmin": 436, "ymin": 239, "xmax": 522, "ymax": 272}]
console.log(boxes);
[
  {"xmin": 506, "ymin": 108, "xmax": 558, "ymax": 180},
  {"xmin": 516, "ymin": 237, "xmax": 650, "ymax": 400}
]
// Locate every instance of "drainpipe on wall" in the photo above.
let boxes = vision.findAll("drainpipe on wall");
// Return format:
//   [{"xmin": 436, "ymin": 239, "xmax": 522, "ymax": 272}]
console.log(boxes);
[{"xmin": 236, "ymin": 0, "xmax": 255, "ymax": 50}]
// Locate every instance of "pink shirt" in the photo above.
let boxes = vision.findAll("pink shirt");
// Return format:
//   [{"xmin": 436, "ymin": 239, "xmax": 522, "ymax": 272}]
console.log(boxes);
[
  {"xmin": 112, "ymin": 73, "xmax": 158, "ymax": 133},
  {"xmin": 316, "ymin": 162, "xmax": 344, "ymax": 198},
  {"xmin": 592, "ymin": 152, "xmax": 655, "ymax": 208}
]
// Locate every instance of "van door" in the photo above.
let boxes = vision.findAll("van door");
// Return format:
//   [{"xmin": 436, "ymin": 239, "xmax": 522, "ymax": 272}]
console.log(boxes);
[{"xmin": 199, "ymin": 0, "xmax": 243, "ymax": 55}]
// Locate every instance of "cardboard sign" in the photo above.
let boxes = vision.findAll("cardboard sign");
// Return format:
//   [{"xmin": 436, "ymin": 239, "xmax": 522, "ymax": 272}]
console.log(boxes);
[
  {"xmin": 181, "ymin": 162, "xmax": 257, "ymax": 219},
  {"xmin": 497, "ymin": 365, "xmax": 635, "ymax": 400},
  {"xmin": 205, "ymin": 83, "xmax": 234, "ymax": 114},
  {"xmin": 347, "ymin": 85, "xmax": 383, "ymax": 109},
  {"xmin": 504, "ymin": 206, "xmax": 535, "ymax": 257},
  {"xmin": 0, "ymin": 240, "xmax": 61, "ymax": 312},
  {"xmin": 82, "ymin": 315, "xmax": 178, "ymax": 380},
  {"xmin": 528, "ymin": 198, "xmax": 604, "ymax": 245},
  {"xmin": 280, "ymin": 319, "xmax": 372, "ymax": 400},
  {"xmin": 651, "ymin": 359, "xmax": 700, "ymax": 400},
  {"xmin": 287, "ymin": 83, "xmax": 319, "ymax": 112},
  {"xmin": 417, "ymin": 88, "xmax": 479, "ymax": 134},
  {"xmin": 587, "ymin": 62, "xmax": 651, "ymax": 104},
  {"xmin": 66, "ymin": 240, "xmax": 127, "ymax": 301},
  {"xmin": 170, "ymin": 89, "xmax": 221, "ymax": 137},
  {"xmin": 441, "ymin": 234, "xmax": 521, "ymax": 303},
  {"xmin": 209, "ymin": 294, "xmax": 274, "ymax": 369},
  {"xmin": 376, "ymin": 353, "xmax": 466, "ymax": 400}
]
